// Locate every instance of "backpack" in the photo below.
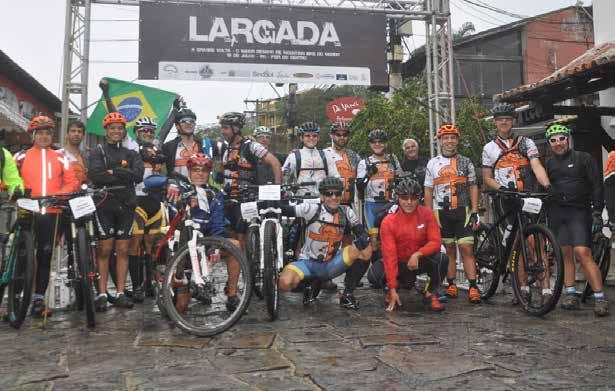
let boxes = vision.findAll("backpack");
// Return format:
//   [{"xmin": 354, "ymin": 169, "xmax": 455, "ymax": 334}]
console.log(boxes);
[
  {"xmin": 306, "ymin": 203, "xmax": 349, "ymax": 232},
  {"xmin": 294, "ymin": 149, "xmax": 329, "ymax": 178}
]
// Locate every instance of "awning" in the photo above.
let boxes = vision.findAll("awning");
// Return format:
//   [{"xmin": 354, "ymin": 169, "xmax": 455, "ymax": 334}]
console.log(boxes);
[
  {"xmin": 495, "ymin": 41, "xmax": 615, "ymax": 104},
  {"xmin": 0, "ymin": 100, "xmax": 28, "ymax": 131}
]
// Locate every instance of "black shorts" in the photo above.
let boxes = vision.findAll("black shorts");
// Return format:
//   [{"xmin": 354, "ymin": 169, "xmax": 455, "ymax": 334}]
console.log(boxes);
[
  {"xmin": 224, "ymin": 201, "xmax": 248, "ymax": 234},
  {"xmin": 132, "ymin": 195, "xmax": 166, "ymax": 235},
  {"xmin": 548, "ymin": 205, "xmax": 591, "ymax": 247},
  {"xmin": 435, "ymin": 207, "xmax": 473, "ymax": 245},
  {"xmin": 95, "ymin": 201, "xmax": 135, "ymax": 240}
]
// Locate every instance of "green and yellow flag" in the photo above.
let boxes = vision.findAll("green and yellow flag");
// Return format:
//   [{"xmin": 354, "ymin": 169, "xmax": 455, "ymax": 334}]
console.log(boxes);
[{"xmin": 86, "ymin": 78, "xmax": 177, "ymax": 138}]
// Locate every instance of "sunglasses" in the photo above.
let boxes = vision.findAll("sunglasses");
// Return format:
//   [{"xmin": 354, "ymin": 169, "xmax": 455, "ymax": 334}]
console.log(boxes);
[
  {"xmin": 139, "ymin": 128, "xmax": 155, "ymax": 134},
  {"xmin": 190, "ymin": 167, "xmax": 209, "ymax": 173},
  {"xmin": 398, "ymin": 194, "xmax": 420, "ymax": 201},
  {"xmin": 303, "ymin": 134, "xmax": 319, "ymax": 138},
  {"xmin": 333, "ymin": 133, "xmax": 349, "ymax": 138},
  {"xmin": 548, "ymin": 135, "xmax": 567, "ymax": 144},
  {"xmin": 370, "ymin": 140, "xmax": 386, "ymax": 145},
  {"xmin": 322, "ymin": 191, "xmax": 342, "ymax": 197},
  {"xmin": 180, "ymin": 119, "xmax": 196, "ymax": 125}
]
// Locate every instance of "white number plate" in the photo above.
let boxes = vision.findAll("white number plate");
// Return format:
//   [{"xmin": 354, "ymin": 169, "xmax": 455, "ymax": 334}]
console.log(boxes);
[
  {"xmin": 522, "ymin": 197, "xmax": 542, "ymax": 215},
  {"xmin": 241, "ymin": 202, "xmax": 259, "ymax": 221},
  {"xmin": 16, "ymin": 198, "xmax": 40, "ymax": 213},
  {"xmin": 258, "ymin": 185, "xmax": 281, "ymax": 201},
  {"xmin": 69, "ymin": 196, "xmax": 96, "ymax": 219}
]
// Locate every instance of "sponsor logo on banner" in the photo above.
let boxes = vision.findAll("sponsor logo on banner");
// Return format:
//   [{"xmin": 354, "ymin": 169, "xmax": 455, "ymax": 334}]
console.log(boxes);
[
  {"xmin": 253, "ymin": 70, "xmax": 274, "ymax": 78},
  {"xmin": 293, "ymin": 73, "xmax": 314, "ymax": 78},
  {"xmin": 276, "ymin": 71, "xmax": 291, "ymax": 78},
  {"xmin": 163, "ymin": 64, "xmax": 179, "ymax": 73},
  {"xmin": 199, "ymin": 65, "xmax": 214, "ymax": 79},
  {"xmin": 336, "ymin": 74, "xmax": 348, "ymax": 80},
  {"xmin": 317, "ymin": 73, "xmax": 336, "ymax": 80},
  {"xmin": 326, "ymin": 96, "xmax": 365, "ymax": 123}
]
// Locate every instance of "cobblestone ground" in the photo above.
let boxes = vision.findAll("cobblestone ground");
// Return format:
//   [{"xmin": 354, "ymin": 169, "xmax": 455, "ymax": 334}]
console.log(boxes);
[{"xmin": 1, "ymin": 281, "xmax": 615, "ymax": 390}]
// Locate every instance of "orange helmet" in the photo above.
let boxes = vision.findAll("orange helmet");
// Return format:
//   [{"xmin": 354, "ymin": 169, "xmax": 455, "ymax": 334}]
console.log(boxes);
[
  {"xmin": 437, "ymin": 123, "xmax": 460, "ymax": 138},
  {"xmin": 187, "ymin": 153, "xmax": 213, "ymax": 171},
  {"xmin": 102, "ymin": 112, "xmax": 127, "ymax": 127},
  {"xmin": 28, "ymin": 115, "xmax": 55, "ymax": 133}
]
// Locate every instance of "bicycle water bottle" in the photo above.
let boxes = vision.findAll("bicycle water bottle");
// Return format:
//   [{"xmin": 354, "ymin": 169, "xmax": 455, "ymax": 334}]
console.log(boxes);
[{"xmin": 502, "ymin": 224, "xmax": 513, "ymax": 246}]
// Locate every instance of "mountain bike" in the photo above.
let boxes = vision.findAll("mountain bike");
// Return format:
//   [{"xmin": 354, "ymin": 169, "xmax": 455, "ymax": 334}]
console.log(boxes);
[
  {"xmin": 0, "ymin": 199, "xmax": 35, "ymax": 329},
  {"xmin": 581, "ymin": 221, "xmax": 612, "ymax": 303},
  {"xmin": 473, "ymin": 189, "xmax": 564, "ymax": 316},
  {"xmin": 161, "ymin": 181, "xmax": 252, "ymax": 336}
]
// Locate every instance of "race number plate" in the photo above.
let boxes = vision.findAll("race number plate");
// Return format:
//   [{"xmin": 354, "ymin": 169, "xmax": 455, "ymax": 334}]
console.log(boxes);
[
  {"xmin": 16, "ymin": 198, "xmax": 40, "ymax": 213},
  {"xmin": 241, "ymin": 202, "xmax": 259, "ymax": 221},
  {"xmin": 69, "ymin": 196, "xmax": 96, "ymax": 219},
  {"xmin": 259, "ymin": 185, "xmax": 281, "ymax": 201},
  {"xmin": 521, "ymin": 198, "xmax": 542, "ymax": 214}
]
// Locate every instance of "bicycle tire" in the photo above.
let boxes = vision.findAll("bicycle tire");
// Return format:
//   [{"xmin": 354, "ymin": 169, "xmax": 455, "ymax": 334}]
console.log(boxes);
[
  {"xmin": 8, "ymin": 229, "xmax": 34, "ymax": 329},
  {"xmin": 246, "ymin": 225, "xmax": 263, "ymax": 300},
  {"xmin": 162, "ymin": 236, "xmax": 252, "ymax": 337},
  {"xmin": 0, "ymin": 283, "xmax": 4, "ymax": 310},
  {"xmin": 581, "ymin": 234, "xmax": 610, "ymax": 303},
  {"xmin": 511, "ymin": 223, "xmax": 563, "ymax": 316},
  {"xmin": 473, "ymin": 224, "xmax": 501, "ymax": 300},
  {"xmin": 153, "ymin": 242, "xmax": 169, "ymax": 316},
  {"xmin": 263, "ymin": 220, "xmax": 279, "ymax": 321},
  {"xmin": 77, "ymin": 226, "xmax": 96, "ymax": 328}
]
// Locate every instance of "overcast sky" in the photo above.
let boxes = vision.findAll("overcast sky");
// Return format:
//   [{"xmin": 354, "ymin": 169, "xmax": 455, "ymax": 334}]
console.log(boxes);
[{"xmin": 0, "ymin": 0, "xmax": 585, "ymax": 124}]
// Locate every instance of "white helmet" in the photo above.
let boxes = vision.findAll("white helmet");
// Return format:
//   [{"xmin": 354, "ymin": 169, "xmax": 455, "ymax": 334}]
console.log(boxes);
[
  {"xmin": 253, "ymin": 126, "xmax": 272, "ymax": 137},
  {"xmin": 134, "ymin": 116, "xmax": 157, "ymax": 131}
]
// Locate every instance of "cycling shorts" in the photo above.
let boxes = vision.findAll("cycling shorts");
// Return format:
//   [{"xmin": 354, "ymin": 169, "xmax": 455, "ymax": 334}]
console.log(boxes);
[
  {"xmin": 285, "ymin": 246, "xmax": 354, "ymax": 281},
  {"xmin": 224, "ymin": 201, "xmax": 248, "ymax": 234},
  {"xmin": 132, "ymin": 195, "xmax": 166, "ymax": 235},
  {"xmin": 364, "ymin": 201, "xmax": 389, "ymax": 235},
  {"xmin": 95, "ymin": 201, "xmax": 134, "ymax": 240},
  {"xmin": 548, "ymin": 205, "xmax": 591, "ymax": 247},
  {"xmin": 435, "ymin": 207, "xmax": 474, "ymax": 245}
]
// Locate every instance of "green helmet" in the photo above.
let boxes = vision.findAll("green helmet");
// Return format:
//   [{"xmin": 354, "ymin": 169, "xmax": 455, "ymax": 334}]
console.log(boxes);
[{"xmin": 545, "ymin": 124, "xmax": 571, "ymax": 140}]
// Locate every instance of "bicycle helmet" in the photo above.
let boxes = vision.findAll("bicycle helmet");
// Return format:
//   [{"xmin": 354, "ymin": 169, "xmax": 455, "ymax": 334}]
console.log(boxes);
[
  {"xmin": 395, "ymin": 177, "xmax": 422, "ymax": 196},
  {"xmin": 545, "ymin": 124, "xmax": 571, "ymax": 140},
  {"xmin": 368, "ymin": 129, "xmax": 388, "ymax": 142},
  {"xmin": 134, "ymin": 116, "xmax": 157, "ymax": 131},
  {"xmin": 219, "ymin": 112, "xmax": 245, "ymax": 129},
  {"xmin": 253, "ymin": 126, "xmax": 272, "ymax": 137},
  {"xmin": 330, "ymin": 122, "xmax": 350, "ymax": 134},
  {"xmin": 318, "ymin": 176, "xmax": 344, "ymax": 193},
  {"xmin": 187, "ymin": 152, "xmax": 213, "ymax": 171},
  {"xmin": 491, "ymin": 102, "xmax": 515, "ymax": 118},
  {"xmin": 102, "ymin": 112, "xmax": 127, "ymax": 127},
  {"xmin": 437, "ymin": 123, "xmax": 460, "ymax": 138},
  {"xmin": 175, "ymin": 108, "xmax": 197, "ymax": 123},
  {"xmin": 28, "ymin": 115, "xmax": 55, "ymax": 133},
  {"xmin": 298, "ymin": 121, "xmax": 320, "ymax": 135}
]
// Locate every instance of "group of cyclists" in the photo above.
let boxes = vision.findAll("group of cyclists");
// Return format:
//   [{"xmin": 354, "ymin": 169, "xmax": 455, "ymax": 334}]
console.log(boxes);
[{"xmin": 0, "ymin": 94, "xmax": 612, "ymax": 323}]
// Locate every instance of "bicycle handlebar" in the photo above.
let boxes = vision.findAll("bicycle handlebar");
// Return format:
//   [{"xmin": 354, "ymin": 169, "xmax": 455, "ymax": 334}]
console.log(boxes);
[
  {"xmin": 485, "ymin": 189, "xmax": 551, "ymax": 199},
  {"xmin": 28, "ymin": 185, "xmax": 127, "ymax": 201}
]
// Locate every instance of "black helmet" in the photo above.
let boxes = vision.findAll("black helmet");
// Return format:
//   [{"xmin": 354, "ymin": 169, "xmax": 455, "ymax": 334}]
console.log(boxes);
[
  {"xmin": 318, "ymin": 176, "xmax": 344, "ymax": 193},
  {"xmin": 175, "ymin": 108, "xmax": 197, "ymax": 123},
  {"xmin": 491, "ymin": 102, "xmax": 515, "ymax": 118},
  {"xmin": 368, "ymin": 128, "xmax": 388, "ymax": 142},
  {"xmin": 330, "ymin": 121, "xmax": 350, "ymax": 133},
  {"xmin": 395, "ymin": 177, "xmax": 422, "ymax": 196},
  {"xmin": 298, "ymin": 121, "xmax": 320, "ymax": 135},
  {"xmin": 219, "ymin": 112, "xmax": 245, "ymax": 129}
]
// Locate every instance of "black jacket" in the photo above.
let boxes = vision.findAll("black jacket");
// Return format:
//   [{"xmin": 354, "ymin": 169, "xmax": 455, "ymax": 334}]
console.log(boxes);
[
  {"xmin": 545, "ymin": 149, "xmax": 603, "ymax": 211},
  {"xmin": 162, "ymin": 137, "xmax": 203, "ymax": 175},
  {"xmin": 88, "ymin": 141, "xmax": 144, "ymax": 207}
]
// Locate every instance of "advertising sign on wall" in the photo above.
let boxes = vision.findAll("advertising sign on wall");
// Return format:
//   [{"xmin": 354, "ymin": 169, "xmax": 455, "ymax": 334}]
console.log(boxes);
[{"xmin": 326, "ymin": 96, "xmax": 365, "ymax": 123}]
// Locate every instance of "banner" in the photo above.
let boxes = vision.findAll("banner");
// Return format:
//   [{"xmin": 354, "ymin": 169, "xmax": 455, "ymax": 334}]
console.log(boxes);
[
  {"xmin": 139, "ymin": 3, "xmax": 387, "ymax": 86},
  {"xmin": 86, "ymin": 78, "xmax": 177, "ymax": 137},
  {"xmin": 326, "ymin": 97, "xmax": 365, "ymax": 123}
]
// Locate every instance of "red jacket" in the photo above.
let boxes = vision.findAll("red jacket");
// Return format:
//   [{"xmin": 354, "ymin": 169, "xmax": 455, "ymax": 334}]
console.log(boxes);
[{"xmin": 380, "ymin": 205, "xmax": 442, "ymax": 289}]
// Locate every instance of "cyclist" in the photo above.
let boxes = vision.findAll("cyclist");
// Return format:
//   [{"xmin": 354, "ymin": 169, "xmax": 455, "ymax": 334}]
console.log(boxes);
[
  {"xmin": 162, "ymin": 107, "xmax": 202, "ymax": 179},
  {"xmin": 379, "ymin": 178, "xmax": 448, "ymax": 312},
  {"xmin": 400, "ymin": 138, "xmax": 428, "ymax": 185},
  {"xmin": 424, "ymin": 124, "xmax": 481, "ymax": 303},
  {"xmin": 172, "ymin": 153, "xmax": 241, "ymax": 312},
  {"xmin": 282, "ymin": 121, "xmax": 331, "ymax": 197},
  {"xmin": 89, "ymin": 112, "xmax": 144, "ymax": 311},
  {"xmin": 544, "ymin": 124, "xmax": 608, "ymax": 316},
  {"xmin": 219, "ymin": 112, "xmax": 281, "ymax": 309},
  {"xmin": 128, "ymin": 116, "xmax": 167, "ymax": 303},
  {"xmin": 14, "ymin": 115, "xmax": 79, "ymax": 318},
  {"xmin": 277, "ymin": 176, "xmax": 372, "ymax": 307},
  {"xmin": 58, "ymin": 119, "xmax": 88, "ymax": 185},
  {"xmin": 0, "ymin": 145, "xmax": 24, "ymax": 196},
  {"xmin": 482, "ymin": 102, "xmax": 552, "ymax": 303},
  {"xmin": 253, "ymin": 126, "xmax": 281, "ymax": 185}
]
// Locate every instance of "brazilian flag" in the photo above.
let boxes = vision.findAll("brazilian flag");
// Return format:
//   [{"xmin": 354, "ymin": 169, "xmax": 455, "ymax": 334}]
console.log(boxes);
[{"xmin": 86, "ymin": 78, "xmax": 177, "ymax": 138}]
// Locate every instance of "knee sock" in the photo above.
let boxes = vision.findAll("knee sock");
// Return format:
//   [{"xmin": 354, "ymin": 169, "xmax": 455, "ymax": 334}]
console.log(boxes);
[
  {"xmin": 128, "ymin": 255, "xmax": 142, "ymax": 290},
  {"xmin": 344, "ymin": 261, "xmax": 370, "ymax": 294}
]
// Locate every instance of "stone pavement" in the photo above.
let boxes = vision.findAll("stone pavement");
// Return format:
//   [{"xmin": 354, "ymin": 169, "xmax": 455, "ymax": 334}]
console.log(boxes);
[{"xmin": 1, "ymin": 283, "xmax": 615, "ymax": 390}]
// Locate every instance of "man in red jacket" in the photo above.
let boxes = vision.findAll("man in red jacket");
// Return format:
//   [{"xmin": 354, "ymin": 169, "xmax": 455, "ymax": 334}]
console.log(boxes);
[{"xmin": 380, "ymin": 178, "xmax": 447, "ymax": 312}]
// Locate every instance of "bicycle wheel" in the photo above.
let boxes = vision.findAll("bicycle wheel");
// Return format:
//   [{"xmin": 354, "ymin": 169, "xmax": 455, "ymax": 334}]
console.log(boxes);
[
  {"xmin": 581, "ymin": 234, "xmax": 610, "ymax": 303},
  {"xmin": 246, "ymin": 225, "xmax": 263, "ymax": 299},
  {"xmin": 152, "ymin": 239, "xmax": 169, "ymax": 316},
  {"xmin": 8, "ymin": 229, "xmax": 35, "ymax": 329},
  {"xmin": 262, "ymin": 220, "xmax": 279, "ymax": 321},
  {"xmin": 473, "ymin": 224, "xmax": 501, "ymax": 300},
  {"xmin": 162, "ymin": 236, "xmax": 252, "ymax": 337},
  {"xmin": 76, "ymin": 226, "xmax": 96, "ymax": 328},
  {"xmin": 511, "ymin": 223, "xmax": 563, "ymax": 316}
]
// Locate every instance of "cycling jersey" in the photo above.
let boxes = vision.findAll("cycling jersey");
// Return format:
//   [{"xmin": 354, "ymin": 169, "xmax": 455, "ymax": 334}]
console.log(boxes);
[
  {"xmin": 424, "ymin": 154, "xmax": 476, "ymax": 210},
  {"xmin": 222, "ymin": 138, "xmax": 268, "ymax": 199},
  {"xmin": 133, "ymin": 195, "xmax": 166, "ymax": 235},
  {"xmin": 380, "ymin": 205, "xmax": 442, "ymax": 290},
  {"xmin": 401, "ymin": 156, "xmax": 429, "ymax": 185},
  {"xmin": 282, "ymin": 147, "xmax": 330, "ymax": 196},
  {"xmin": 135, "ymin": 142, "xmax": 165, "ymax": 196},
  {"xmin": 482, "ymin": 135, "xmax": 539, "ymax": 191},
  {"xmin": 324, "ymin": 146, "xmax": 360, "ymax": 205},
  {"xmin": 162, "ymin": 137, "xmax": 203, "ymax": 177},
  {"xmin": 58, "ymin": 148, "xmax": 88, "ymax": 185},
  {"xmin": 356, "ymin": 154, "xmax": 401, "ymax": 202},
  {"xmin": 14, "ymin": 146, "xmax": 79, "ymax": 201},
  {"xmin": 0, "ymin": 147, "xmax": 23, "ymax": 195}
]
